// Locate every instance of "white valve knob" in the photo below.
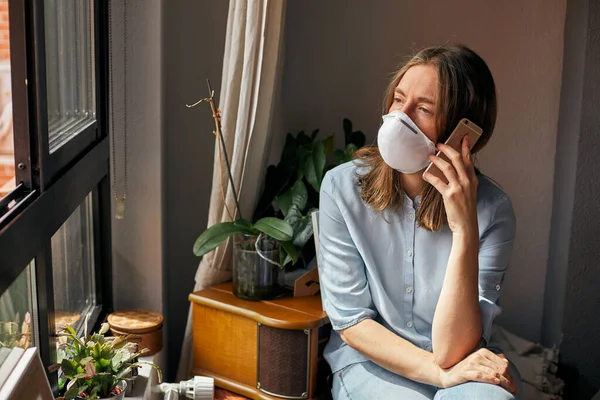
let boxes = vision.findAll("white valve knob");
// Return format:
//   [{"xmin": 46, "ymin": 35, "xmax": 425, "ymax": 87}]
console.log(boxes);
[{"xmin": 180, "ymin": 376, "xmax": 214, "ymax": 400}]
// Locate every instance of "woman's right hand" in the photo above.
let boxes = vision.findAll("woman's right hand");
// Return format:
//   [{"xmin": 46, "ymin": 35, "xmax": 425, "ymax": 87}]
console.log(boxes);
[{"xmin": 437, "ymin": 348, "xmax": 518, "ymax": 394}]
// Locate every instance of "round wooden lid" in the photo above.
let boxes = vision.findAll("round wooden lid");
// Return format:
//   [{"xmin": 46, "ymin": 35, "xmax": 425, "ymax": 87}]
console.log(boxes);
[{"xmin": 107, "ymin": 309, "xmax": 163, "ymax": 334}]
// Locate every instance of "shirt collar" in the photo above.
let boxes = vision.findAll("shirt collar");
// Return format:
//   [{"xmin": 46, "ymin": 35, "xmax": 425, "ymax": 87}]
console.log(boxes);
[{"xmin": 402, "ymin": 192, "xmax": 422, "ymax": 209}]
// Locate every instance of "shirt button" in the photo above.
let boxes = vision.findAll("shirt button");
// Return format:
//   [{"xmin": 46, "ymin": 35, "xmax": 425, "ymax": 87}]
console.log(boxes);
[
  {"xmin": 407, "ymin": 321, "xmax": 413, "ymax": 328},
  {"xmin": 406, "ymin": 286, "xmax": 413, "ymax": 293},
  {"xmin": 407, "ymin": 250, "xmax": 413, "ymax": 257},
  {"xmin": 409, "ymin": 214, "xmax": 415, "ymax": 220},
  {"xmin": 496, "ymin": 284, "xmax": 501, "ymax": 291}
]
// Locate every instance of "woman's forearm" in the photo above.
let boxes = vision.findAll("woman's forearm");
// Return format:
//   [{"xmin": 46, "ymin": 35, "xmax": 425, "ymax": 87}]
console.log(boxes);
[
  {"xmin": 431, "ymin": 230, "xmax": 482, "ymax": 368},
  {"xmin": 340, "ymin": 319, "xmax": 441, "ymax": 387}
]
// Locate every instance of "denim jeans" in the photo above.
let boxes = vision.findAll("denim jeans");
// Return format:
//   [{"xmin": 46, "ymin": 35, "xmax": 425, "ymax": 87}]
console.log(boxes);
[{"xmin": 332, "ymin": 360, "xmax": 522, "ymax": 400}]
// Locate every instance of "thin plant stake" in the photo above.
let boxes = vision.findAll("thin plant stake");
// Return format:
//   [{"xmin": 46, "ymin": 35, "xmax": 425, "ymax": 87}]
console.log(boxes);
[{"xmin": 186, "ymin": 80, "xmax": 243, "ymax": 221}]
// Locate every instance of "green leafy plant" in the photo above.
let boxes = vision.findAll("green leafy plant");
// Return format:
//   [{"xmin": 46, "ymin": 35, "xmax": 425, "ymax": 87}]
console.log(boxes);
[
  {"xmin": 50, "ymin": 323, "xmax": 162, "ymax": 400},
  {"xmin": 194, "ymin": 118, "xmax": 365, "ymax": 268},
  {"xmin": 251, "ymin": 118, "xmax": 366, "ymax": 267},
  {"xmin": 189, "ymin": 82, "xmax": 366, "ymax": 268}
]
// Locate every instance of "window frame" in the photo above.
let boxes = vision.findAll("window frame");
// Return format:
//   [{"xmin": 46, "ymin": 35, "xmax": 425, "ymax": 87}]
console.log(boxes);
[
  {"xmin": 31, "ymin": 0, "xmax": 104, "ymax": 190},
  {"xmin": 0, "ymin": 0, "xmax": 112, "ymax": 392}
]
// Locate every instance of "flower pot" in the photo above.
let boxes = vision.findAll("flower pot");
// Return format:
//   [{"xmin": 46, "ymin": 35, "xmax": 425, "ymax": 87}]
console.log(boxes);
[
  {"xmin": 232, "ymin": 233, "xmax": 284, "ymax": 301},
  {"xmin": 76, "ymin": 380, "xmax": 127, "ymax": 400}
]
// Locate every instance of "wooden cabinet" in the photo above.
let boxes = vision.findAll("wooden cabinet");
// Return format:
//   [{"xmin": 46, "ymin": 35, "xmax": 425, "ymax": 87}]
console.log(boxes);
[{"xmin": 189, "ymin": 282, "xmax": 331, "ymax": 400}]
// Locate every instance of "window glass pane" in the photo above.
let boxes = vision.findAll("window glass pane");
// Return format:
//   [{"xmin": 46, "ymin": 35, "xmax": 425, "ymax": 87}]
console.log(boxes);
[
  {"xmin": 0, "ymin": 262, "xmax": 35, "ymax": 369},
  {"xmin": 52, "ymin": 193, "xmax": 95, "ymax": 336},
  {"xmin": 0, "ymin": 0, "xmax": 15, "ymax": 200},
  {"xmin": 44, "ymin": 0, "xmax": 96, "ymax": 153}
]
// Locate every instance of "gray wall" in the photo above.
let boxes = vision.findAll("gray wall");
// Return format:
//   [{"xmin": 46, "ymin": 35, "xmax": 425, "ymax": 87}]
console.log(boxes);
[
  {"xmin": 162, "ymin": 0, "xmax": 229, "ymax": 381},
  {"xmin": 110, "ymin": 1, "xmax": 163, "ymax": 317},
  {"xmin": 542, "ymin": 0, "xmax": 588, "ymax": 349},
  {"xmin": 109, "ymin": 0, "xmax": 165, "ymax": 371},
  {"xmin": 272, "ymin": 0, "xmax": 566, "ymax": 342},
  {"xmin": 554, "ymin": 0, "xmax": 600, "ymax": 396}
]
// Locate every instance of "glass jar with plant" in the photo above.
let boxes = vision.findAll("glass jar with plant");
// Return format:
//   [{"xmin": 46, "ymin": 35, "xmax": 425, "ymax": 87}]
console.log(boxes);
[{"xmin": 49, "ymin": 323, "xmax": 162, "ymax": 400}]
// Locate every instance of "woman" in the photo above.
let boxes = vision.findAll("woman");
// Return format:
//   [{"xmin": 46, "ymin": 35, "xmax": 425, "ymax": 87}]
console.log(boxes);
[{"xmin": 318, "ymin": 44, "xmax": 521, "ymax": 399}]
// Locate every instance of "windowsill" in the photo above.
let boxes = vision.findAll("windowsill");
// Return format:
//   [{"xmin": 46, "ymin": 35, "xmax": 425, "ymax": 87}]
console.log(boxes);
[{"xmin": 126, "ymin": 352, "xmax": 162, "ymax": 400}]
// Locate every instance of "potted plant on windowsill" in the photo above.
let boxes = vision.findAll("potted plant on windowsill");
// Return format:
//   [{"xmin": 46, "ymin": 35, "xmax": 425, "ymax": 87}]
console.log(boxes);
[
  {"xmin": 190, "ymin": 81, "xmax": 365, "ymax": 301},
  {"xmin": 49, "ymin": 323, "xmax": 162, "ymax": 400}
]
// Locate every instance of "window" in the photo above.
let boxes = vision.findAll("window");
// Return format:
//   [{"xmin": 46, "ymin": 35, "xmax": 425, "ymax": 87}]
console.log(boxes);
[
  {"xmin": 52, "ymin": 193, "xmax": 97, "ymax": 339},
  {"xmin": 44, "ymin": 0, "xmax": 96, "ymax": 153},
  {"xmin": 0, "ymin": 0, "xmax": 110, "ymax": 394},
  {"xmin": 0, "ymin": 262, "xmax": 36, "ymax": 369}
]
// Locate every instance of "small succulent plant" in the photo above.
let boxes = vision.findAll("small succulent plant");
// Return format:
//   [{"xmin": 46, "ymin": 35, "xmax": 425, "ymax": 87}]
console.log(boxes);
[{"xmin": 50, "ymin": 323, "xmax": 162, "ymax": 399}]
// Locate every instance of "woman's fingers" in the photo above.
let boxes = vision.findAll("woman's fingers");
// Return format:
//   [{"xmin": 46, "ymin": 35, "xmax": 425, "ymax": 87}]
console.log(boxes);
[
  {"xmin": 497, "ymin": 373, "xmax": 517, "ymax": 393},
  {"xmin": 423, "ymin": 168, "xmax": 449, "ymax": 195},
  {"xmin": 475, "ymin": 359, "xmax": 516, "ymax": 393},
  {"xmin": 436, "ymin": 142, "xmax": 469, "ymax": 183},
  {"xmin": 478, "ymin": 350, "xmax": 518, "ymax": 393},
  {"xmin": 440, "ymin": 351, "xmax": 518, "ymax": 394},
  {"xmin": 496, "ymin": 353, "xmax": 517, "ymax": 393},
  {"xmin": 427, "ymin": 154, "xmax": 458, "ymax": 186},
  {"xmin": 466, "ymin": 366, "xmax": 501, "ymax": 385},
  {"xmin": 482, "ymin": 350, "xmax": 511, "ymax": 374},
  {"xmin": 461, "ymin": 135, "xmax": 477, "ymax": 180}
]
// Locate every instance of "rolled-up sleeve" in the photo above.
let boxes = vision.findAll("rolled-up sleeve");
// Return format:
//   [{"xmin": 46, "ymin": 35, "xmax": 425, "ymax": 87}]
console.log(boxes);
[
  {"xmin": 317, "ymin": 173, "xmax": 377, "ymax": 331},
  {"xmin": 478, "ymin": 195, "xmax": 517, "ymax": 344}
]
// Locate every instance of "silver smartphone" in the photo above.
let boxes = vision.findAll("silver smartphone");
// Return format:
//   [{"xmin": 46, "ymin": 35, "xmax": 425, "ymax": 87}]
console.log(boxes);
[{"xmin": 423, "ymin": 118, "xmax": 482, "ymax": 184}]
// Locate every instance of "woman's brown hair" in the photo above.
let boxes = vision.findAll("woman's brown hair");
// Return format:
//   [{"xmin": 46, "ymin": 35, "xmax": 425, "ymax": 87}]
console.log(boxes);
[{"xmin": 355, "ymin": 44, "xmax": 497, "ymax": 231}]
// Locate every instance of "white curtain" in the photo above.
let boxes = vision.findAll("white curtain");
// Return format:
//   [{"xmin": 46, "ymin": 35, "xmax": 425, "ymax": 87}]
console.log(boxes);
[{"xmin": 177, "ymin": 0, "xmax": 287, "ymax": 381}]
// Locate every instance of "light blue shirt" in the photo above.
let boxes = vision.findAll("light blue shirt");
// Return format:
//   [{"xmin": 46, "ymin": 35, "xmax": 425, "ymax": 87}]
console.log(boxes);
[{"xmin": 317, "ymin": 161, "xmax": 516, "ymax": 373}]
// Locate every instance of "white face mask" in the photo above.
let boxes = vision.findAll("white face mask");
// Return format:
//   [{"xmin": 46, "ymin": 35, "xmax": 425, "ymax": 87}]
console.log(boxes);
[{"xmin": 377, "ymin": 110, "xmax": 436, "ymax": 174}]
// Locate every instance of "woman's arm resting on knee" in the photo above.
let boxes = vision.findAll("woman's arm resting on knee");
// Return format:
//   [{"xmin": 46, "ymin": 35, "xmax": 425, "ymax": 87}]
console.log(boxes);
[
  {"xmin": 426, "ymin": 141, "xmax": 483, "ymax": 368},
  {"xmin": 431, "ymin": 230, "xmax": 482, "ymax": 368},
  {"xmin": 340, "ymin": 319, "xmax": 517, "ymax": 393},
  {"xmin": 340, "ymin": 319, "xmax": 442, "ymax": 387},
  {"xmin": 426, "ymin": 140, "xmax": 517, "ymax": 369}
]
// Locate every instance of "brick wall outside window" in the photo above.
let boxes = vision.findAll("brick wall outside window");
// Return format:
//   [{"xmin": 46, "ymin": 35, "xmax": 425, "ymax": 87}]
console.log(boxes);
[
  {"xmin": 0, "ymin": 0, "xmax": 9, "ymax": 62},
  {"xmin": 0, "ymin": 0, "xmax": 14, "ymax": 198}
]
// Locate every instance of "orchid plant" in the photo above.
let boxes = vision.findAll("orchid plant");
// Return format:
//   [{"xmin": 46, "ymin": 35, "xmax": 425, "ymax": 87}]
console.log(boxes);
[
  {"xmin": 190, "ymin": 80, "xmax": 366, "ymax": 268},
  {"xmin": 189, "ymin": 81, "xmax": 298, "ymax": 268},
  {"xmin": 50, "ymin": 323, "xmax": 162, "ymax": 400}
]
